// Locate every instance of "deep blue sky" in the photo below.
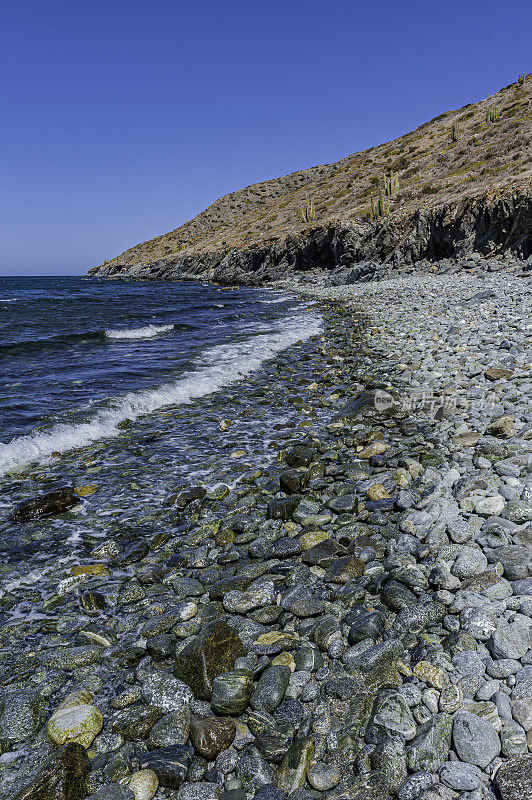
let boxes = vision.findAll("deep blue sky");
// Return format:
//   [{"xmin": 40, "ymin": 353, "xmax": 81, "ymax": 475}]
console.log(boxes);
[{"xmin": 1, "ymin": 0, "xmax": 530, "ymax": 275}]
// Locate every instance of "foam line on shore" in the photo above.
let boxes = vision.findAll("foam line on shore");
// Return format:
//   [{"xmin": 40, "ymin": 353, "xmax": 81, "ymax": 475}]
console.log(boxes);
[{"xmin": 0, "ymin": 311, "xmax": 322, "ymax": 476}]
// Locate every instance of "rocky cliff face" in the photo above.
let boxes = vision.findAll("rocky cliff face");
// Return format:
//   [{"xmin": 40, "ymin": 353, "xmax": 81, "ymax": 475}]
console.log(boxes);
[
  {"xmin": 88, "ymin": 76, "xmax": 532, "ymax": 284},
  {"xmin": 89, "ymin": 185, "xmax": 532, "ymax": 285}
]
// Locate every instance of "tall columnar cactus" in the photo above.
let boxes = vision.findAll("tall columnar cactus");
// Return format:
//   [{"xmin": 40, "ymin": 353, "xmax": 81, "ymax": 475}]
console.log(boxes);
[
  {"xmin": 383, "ymin": 170, "xmax": 400, "ymax": 197},
  {"xmin": 451, "ymin": 122, "xmax": 460, "ymax": 141},
  {"xmin": 300, "ymin": 199, "xmax": 316, "ymax": 222},
  {"xmin": 371, "ymin": 192, "xmax": 390, "ymax": 218},
  {"xmin": 518, "ymin": 72, "xmax": 525, "ymax": 85},
  {"xmin": 486, "ymin": 105, "xmax": 500, "ymax": 123}
]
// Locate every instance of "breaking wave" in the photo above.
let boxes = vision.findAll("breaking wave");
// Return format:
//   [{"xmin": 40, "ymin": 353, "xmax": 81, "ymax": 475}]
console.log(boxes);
[{"xmin": 0, "ymin": 311, "xmax": 322, "ymax": 476}]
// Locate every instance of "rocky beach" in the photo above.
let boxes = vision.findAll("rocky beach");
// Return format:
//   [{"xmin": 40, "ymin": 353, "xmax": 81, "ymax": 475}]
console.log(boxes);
[{"xmin": 1, "ymin": 261, "xmax": 531, "ymax": 800}]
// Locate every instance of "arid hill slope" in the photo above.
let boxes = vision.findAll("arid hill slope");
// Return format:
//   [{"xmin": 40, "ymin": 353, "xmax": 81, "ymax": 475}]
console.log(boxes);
[{"xmin": 90, "ymin": 77, "xmax": 531, "ymax": 281}]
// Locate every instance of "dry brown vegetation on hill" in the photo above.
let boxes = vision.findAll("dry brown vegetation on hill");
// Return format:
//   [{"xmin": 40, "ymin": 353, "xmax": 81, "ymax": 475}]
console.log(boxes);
[{"xmin": 93, "ymin": 77, "xmax": 531, "ymax": 273}]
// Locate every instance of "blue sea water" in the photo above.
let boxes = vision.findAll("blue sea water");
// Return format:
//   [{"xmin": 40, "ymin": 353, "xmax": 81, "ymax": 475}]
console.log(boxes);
[
  {"xmin": 0, "ymin": 276, "xmax": 321, "ymax": 476},
  {"xmin": 0, "ymin": 274, "xmax": 328, "ymax": 623}
]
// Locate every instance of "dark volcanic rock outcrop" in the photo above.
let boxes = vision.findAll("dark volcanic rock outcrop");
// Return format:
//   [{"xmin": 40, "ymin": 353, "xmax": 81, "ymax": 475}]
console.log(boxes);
[{"xmin": 90, "ymin": 186, "xmax": 532, "ymax": 285}]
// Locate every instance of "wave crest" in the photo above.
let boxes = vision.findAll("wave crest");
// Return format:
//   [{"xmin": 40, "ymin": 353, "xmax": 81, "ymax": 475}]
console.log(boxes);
[
  {"xmin": 104, "ymin": 323, "xmax": 175, "ymax": 339},
  {"xmin": 0, "ymin": 311, "xmax": 322, "ymax": 476}
]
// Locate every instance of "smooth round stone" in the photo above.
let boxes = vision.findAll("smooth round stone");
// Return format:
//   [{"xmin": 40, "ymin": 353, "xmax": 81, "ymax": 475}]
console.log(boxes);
[
  {"xmin": 46, "ymin": 703, "xmax": 103, "ymax": 748},
  {"xmin": 211, "ymin": 670, "xmax": 253, "ymax": 715},
  {"xmin": 413, "ymin": 661, "xmax": 446, "ymax": 690},
  {"xmin": 128, "ymin": 769, "xmax": 159, "ymax": 800},
  {"xmin": 328, "ymin": 494, "xmax": 357, "ymax": 513},
  {"xmin": 373, "ymin": 692, "xmax": 416, "ymax": 740},
  {"xmin": 109, "ymin": 706, "xmax": 163, "ymax": 740},
  {"xmin": 146, "ymin": 635, "xmax": 176, "ymax": 661},
  {"xmin": 490, "ymin": 622, "xmax": 532, "ymax": 660},
  {"xmin": 289, "ymin": 598, "xmax": 326, "ymax": 618},
  {"xmin": 285, "ymin": 670, "xmax": 310, "ymax": 700},
  {"xmin": 493, "ymin": 691, "xmax": 513, "ymax": 721},
  {"xmin": 307, "ymin": 762, "xmax": 340, "ymax": 791},
  {"xmin": 0, "ymin": 690, "xmax": 44, "ymax": 743},
  {"xmin": 176, "ymin": 781, "xmax": 222, "ymax": 800},
  {"xmin": 247, "ymin": 710, "xmax": 277, "ymax": 738},
  {"xmin": 270, "ymin": 537, "xmax": 302, "ymax": 558},
  {"xmin": 505, "ymin": 499, "xmax": 532, "ymax": 524},
  {"xmin": 310, "ymin": 616, "xmax": 343, "ymax": 654},
  {"xmin": 149, "ymin": 708, "xmax": 191, "ymax": 747},
  {"xmin": 88, "ymin": 787, "xmax": 134, "ymax": 800},
  {"xmin": 299, "ymin": 682, "xmax": 320, "ymax": 702},
  {"xmin": 439, "ymin": 683, "xmax": 462, "ymax": 714},
  {"xmin": 348, "ymin": 612, "xmax": 384, "ymax": 644},
  {"xmin": 512, "ymin": 695, "xmax": 532, "ymax": 731},
  {"xmin": 235, "ymin": 752, "xmax": 275, "ymax": 791},
  {"xmin": 398, "ymin": 683, "xmax": 422, "ymax": 708},
  {"xmin": 141, "ymin": 672, "xmax": 193, "ymax": 713},
  {"xmin": 112, "ymin": 686, "xmax": 142, "ymax": 710},
  {"xmin": 397, "ymin": 772, "xmax": 438, "ymax": 800},
  {"xmin": 267, "ymin": 497, "xmax": 301, "ymax": 521},
  {"xmin": 461, "ymin": 700, "xmax": 502, "ymax": 732},
  {"xmin": 405, "ymin": 713, "xmax": 453, "ymax": 772},
  {"xmin": 273, "ymin": 698, "xmax": 303, "ymax": 726},
  {"xmin": 447, "ymin": 518, "xmax": 474, "ymax": 544},
  {"xmin": 500, "ymin": 720, "xmax": 528, "ymax": 756},
  {"xmin": 38, "ymin": 645, "xmax": 103, "ymax": 670},
  {"xmin": 474, "ymin": 495, "xmax": 506, "ymax": 517},
  {"xmin": 139, "ymin": 745, "xmax": 194, "ymax": 789},
  {"xmin": 271, "ymin": 653, "xmax": 296, "ymax": 671},
  {"xmin": 220, "ymin": 791, "xmax": 246, "ymax": 800},
  {"xmin": 253, "ymin": 785, "xmax": 285, "ymax": 800},
  {"xmin": 250, "ymin": 666, "xmax": 291, "ymax": 713},
  {"xmin": 223, "ymin": 582, "xmax": 275, "ymax": 613},
  {"xmin": 253, "ymin": 631, "xmax": 300, "ymax": 656},
  {"xmin": 366, "ymin": 483, "xmax": 389, "ymax": 501},
  {"xmin": 81, "ymin": 590, "xmax": 107, "ymax": 613},
  {"xmin": 299, "ymin": 531, "xmax": 329, "ymax": 551},
  {"xmin": 255, "ymin": 724, "xmax": 294, "ymax": 764},
  {"xmin": 438, "ymin": 761, "xmax": 482, "ymax": 791},
  {"xmin": 451, "ymin": 547, "xmax": 488, "ymax": 579},
  {"xmin": 476, "ymin": 679, "xmax": 500, "ymax": 701},
  {"xmin": 422, "ymin": 689, "xmax": 439, "ymax": 715},
  {"xmin": 190, "ymin": 715, "xmax": 236, "ymax": 760},
  {"xmin": 276, "ymin": 736, "xmax": 316, "ymax": 794},
  {"xmin": 452, "ymin": 712, "xmax": 501, "ymax": 768},
  {"xmin": 493, "ymin": 754, "xmax": 532, "ymax": 800},
  {"xmin": 460, "ymin": 607, "xmax": 497, "ymax": 641},
  {"xmin": 293, "ymin": 646, "xmax": 323, "ymax": 672}
]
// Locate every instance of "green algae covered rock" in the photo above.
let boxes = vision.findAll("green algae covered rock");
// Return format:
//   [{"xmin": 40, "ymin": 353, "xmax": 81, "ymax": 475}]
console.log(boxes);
[
  {"xmin": 12, "ymin": 742, "xmax": 89, "ymax": 800},
  {"xmin": 406, "ymin": 713, "xmax": 453, "ymax": 772},
  {"xmin": 174, "ymin": 620, "xmax": 246, "ymax": 699},
  {"xmin": 277, "ymin": 736, "xmax": 316, "ymax": 794},
  {"xmin": 47, "ymin": 702, "xmax": 103, "ymax": 748}
]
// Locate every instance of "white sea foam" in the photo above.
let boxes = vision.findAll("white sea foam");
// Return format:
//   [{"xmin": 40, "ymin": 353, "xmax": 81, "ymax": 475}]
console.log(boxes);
[
  {"xmin": 261, "ymin": 295, "xmax": 290, "ymax": 305},
  {"xmin": 104, "ymin": 323, "xmax": 174, "ymax": 339},
  {"xmin": 0, "ymin": 311, "xmax": 322, "ymax": 476}
]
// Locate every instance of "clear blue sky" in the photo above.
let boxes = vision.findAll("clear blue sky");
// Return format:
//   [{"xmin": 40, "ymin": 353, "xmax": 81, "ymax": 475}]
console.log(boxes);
[{"xmin": 1, "ymin": 0, "xmax": 530, "ymax": 276}]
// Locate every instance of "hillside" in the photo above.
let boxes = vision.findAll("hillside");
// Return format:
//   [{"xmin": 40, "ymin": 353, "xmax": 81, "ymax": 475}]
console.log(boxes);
[{"xmin": 89, "ymin": 76, "xmax": 532, "ymax": 282}]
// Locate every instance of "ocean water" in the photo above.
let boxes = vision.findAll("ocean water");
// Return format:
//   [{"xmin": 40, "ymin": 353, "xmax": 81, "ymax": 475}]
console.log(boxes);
[
  {"xmin": 0, "ymin": 277, "xmax": 321, "ymax": 475},
  {"xmin": 0, "ymin": 276, "xmax": 324, "ymax": 603}
]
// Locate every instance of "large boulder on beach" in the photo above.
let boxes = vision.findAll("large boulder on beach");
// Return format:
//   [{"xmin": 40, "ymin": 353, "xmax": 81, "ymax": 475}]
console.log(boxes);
[{"xmin": 174, "ymin": 620, "xmax": 246, "ymax": 699}]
